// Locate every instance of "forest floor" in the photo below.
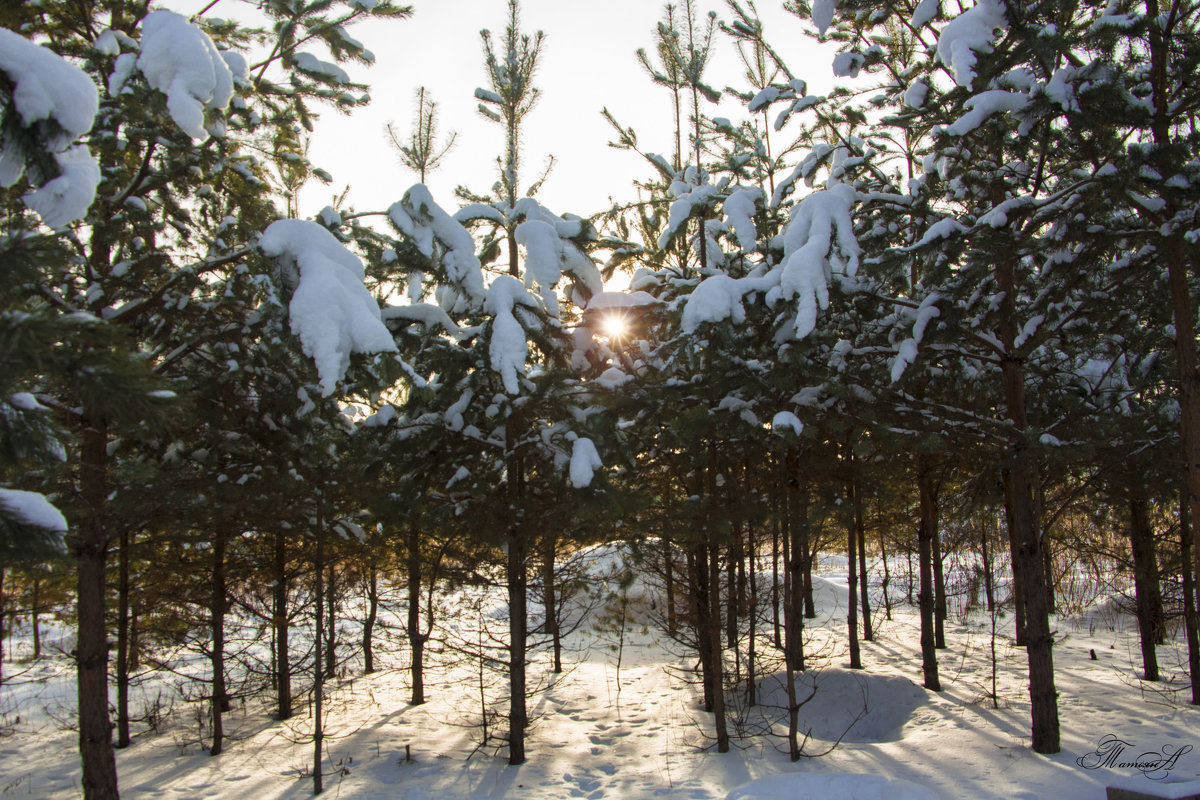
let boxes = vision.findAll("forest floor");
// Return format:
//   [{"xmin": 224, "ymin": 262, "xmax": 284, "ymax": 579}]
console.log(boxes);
[{"xmin": 2, "ymin": 551, "xmax": 1199, "ymax": 800}]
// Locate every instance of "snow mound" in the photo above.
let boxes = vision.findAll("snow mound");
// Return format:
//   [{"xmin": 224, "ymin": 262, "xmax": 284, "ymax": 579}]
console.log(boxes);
[
  {"xmin": 727, "ymin": 773, "xmax": 938, "ymax": 800},
  {"xmin": 137, "ymin": 9, "xmax": 234, "ymax": 139},
  {"xmin": 756, "ymin": 668, "xmax": 930, "ymax": 743}
]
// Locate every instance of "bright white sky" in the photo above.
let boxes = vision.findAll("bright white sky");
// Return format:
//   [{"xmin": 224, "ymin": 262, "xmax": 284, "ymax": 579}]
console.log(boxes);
[{"xmin": 297, "ymin": 0, "xmax": 837, "ymax": 219}]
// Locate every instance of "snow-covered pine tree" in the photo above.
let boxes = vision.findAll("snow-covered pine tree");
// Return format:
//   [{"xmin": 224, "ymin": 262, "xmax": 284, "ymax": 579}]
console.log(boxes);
[{"xmin": 2, "ymin": 1, "xmax": 410, "ymax": 794}]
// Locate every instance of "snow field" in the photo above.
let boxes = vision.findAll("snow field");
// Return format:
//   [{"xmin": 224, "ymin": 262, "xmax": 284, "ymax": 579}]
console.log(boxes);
[{"xmin": 0, "ymin": 544, "xmax": 1197, "ymax": 799}]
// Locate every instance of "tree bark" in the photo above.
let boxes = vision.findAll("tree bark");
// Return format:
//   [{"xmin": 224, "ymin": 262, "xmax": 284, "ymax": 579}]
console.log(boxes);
[
  {"xmin": 708, "ymin": 538, "xmax": 729, "ymax": 753},
  {"xmin": 855, "ymin": 477, "xmax": 872, "ymax": 642},
  {"xmin": 1129, "ymin": 493, "xmax": 1162, "ymax": 681},
  {"xmin": 273, "ymin": 529, "xmax": 291, "ymax": 721},
  {"xmin": 1179, "ymin": 492, "xmax": 1200, "ymax": 705},
  {"xmin": 405, "ymin": 524, "xmax": 427, "ymax": 705},
  {"xmin": 313, "ymin": 509, "xmax": 325, "ymax": 795},
  {"xmin": 846, "ymin": 475, "xmax": 862, "ymax": 670},
  {"xmin": 932, "ymin": 507, "xmax": 947, "ymax": 650},
  {"xmin": 540, "ymin": 530, "xmax": 561, "ymax": 673},
  {"xmin": 116, "ymin": 528, "xmax": 131, "ymax": 749},
  {"xmin": 362, "ymin": 561, "xmax": 377, "ymax": 675},
  {"xmin": 917, "ymin": 457, "xmax": 941, "ymax": 692},
  {"xmin": 210, "ymin": 529, "xmax": 228, "ymax": 756},
  {"xmin": 506, "ymin": 442, "xmax": 528, "ymax": 765},
  {"xmin": 997, "ymin": 247, "xmax": 1060, "ymax": 754},
  {"xmin": 76, "ymin": 416, "xmax": 120, "ymax": 800},
  {"xmin": 324, "ymin": 562, "xmax": 336, "ymax": 681}
]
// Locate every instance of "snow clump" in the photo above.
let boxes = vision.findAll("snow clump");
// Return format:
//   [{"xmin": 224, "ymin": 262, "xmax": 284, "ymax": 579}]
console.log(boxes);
[
  {"xmin": 0, "ymin": 28, "xmax": 101, "ymax": 227},
  {"xmin": 137, "ymin": 9, "xmax": 234, "ymax": 139},
  {"xmin": 259, "ymin": 219, "xmax": 397, "ymax": 396}
]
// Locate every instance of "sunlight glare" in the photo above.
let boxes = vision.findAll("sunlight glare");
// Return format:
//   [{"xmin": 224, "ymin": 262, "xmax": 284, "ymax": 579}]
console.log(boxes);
[{"xmin": 600, "ymin": 313, "xmax": 629, "ymax": 339}]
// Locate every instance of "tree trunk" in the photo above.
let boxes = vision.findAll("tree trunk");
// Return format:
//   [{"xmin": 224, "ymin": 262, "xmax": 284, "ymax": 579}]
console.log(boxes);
[
  {"xmin": 273, "ymin": 529, "xmax": 291, "ymax": 721},
  {"xmin": 981, "ymin": 516, "xmax": 995, "ymax": 612},
  {"xmin": 362, "ymin": 561, "xmax": 377, "ymax": 675},
  {"xmin": 31, "ymin": 575, "xmax": 41, "ymax": 661},
  {"xmin": 932, "ymin": 509, "xmax": 947, "ymax": 650},
  {"xmin": 1129, "ymin": 493, "xmax": 1161, "ymax": 681},
  {"xmin": 405, "ymin": 524, "xmax": 427, "ymax": 705},
  {"xmin": 1003, "ymin": 475, "xmax": 1028, "ymax": 646},
  {"xmin": 76, "ymin": 416, "xmax": 120, "ymax": 800},
  {"xmin": 708, "ymin": 538, "xmax": 729, "ymax": 753},
  {"xmin": 746, "ymin": 522, "xmax": 757, "ymax": 707},
  {"xmin": 917, "ymin": 457, "xmax": 941, "ymax": 692},
  {"xmin": 855, "ymin": 477, "xmax": 872, "ymax": 642},
  {"xmin": 785, "ymin": 463, "xmax": 807, "ymax": 760},
  {"xmin": 726, "ymin": 526, "xmax": 739, "ymax": 652},
  {"xmin": 1179, "ymin": 491, "xmax": 1200, "ymax": 705},
  {"xmin": 846, "ymin": 475, "xmax": 862, "ymax": 669},
  {"xmin": 997, "ymin": 246, "xmax": 1060, "ymax": 754},
  {"xmin": 1147, "ymin": 0, "xmax": 1200, "ymax": 691},
  {"xmin": 540, "ymin": 531, "xmax": 561, "ymax": 674},
  {"xmin": 116, "ymin": 528, "xmax": 131, "ymax": 749},
  {"xmin": 210, "ymin": 530, "xmax": 228, "ymax": 756},
  {"xmin": 880, "ymin": 528, "xmax": 893, "ymax": 621},
  {"xmin": 506, "ymin": 445, "xmax": 528, "ymax": 766},
  {"xmin": 663, "ymin": 533, "xmax": 677, "ymax": 639},
  {"xmin": 692, "ymin": 543, "xmax": 713, "ymax": 712},
  {"xmin": 313, "ymin": 513, "xmax": 325, "ymax": 795}
]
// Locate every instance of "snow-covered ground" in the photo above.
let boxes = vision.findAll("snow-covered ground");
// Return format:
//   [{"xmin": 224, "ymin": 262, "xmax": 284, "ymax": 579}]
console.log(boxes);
[{"xmin": 2, "ymin": 551, "xmax": 1198, "ymax": 800}]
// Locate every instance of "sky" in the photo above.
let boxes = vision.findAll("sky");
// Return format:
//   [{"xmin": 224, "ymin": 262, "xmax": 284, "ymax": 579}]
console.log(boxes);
[{"xmin": 295, "ymin": 0, "xmax": 838, "ymax": 219}]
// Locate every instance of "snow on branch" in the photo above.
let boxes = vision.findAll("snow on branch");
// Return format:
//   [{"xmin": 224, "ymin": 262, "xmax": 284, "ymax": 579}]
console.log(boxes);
[
  {"xmin": 569, "ymin": 436, "xmax": 603, "ymax": 488},
  {"xmin": 0, "ymin": 488, "xmax": 68, "ymax": 550},
  {"xmin": 514, "ymin": 198, "xmax": 603, "ymax": 308},
  {"xmin": 483, "ymin": 275, "xmax": 538, "ymax": 396},
  {"xmin": 779, "ymin": 184, "xmax": 859, "ymax": 339},
  {"xmin": 259, "ymin": 219, "xmax": 397, "ymax": 396},
  {"xmin": 937, "ymin": 0, "xmax": 1008, "ymax": 86},
  {"xmin": 681, "ymin": 274, "xmax": 747, "ymax": 333},
  {"xmin": 137, "ymin": 9, "xmax": 235, "ymax": 139},
  {"xmin": 389, "ymin": 185, "xmax": 486, "ymax": 308},
  {"xmin": 0, "ymin": 28, "xmax": 101, "ymax": 227}
]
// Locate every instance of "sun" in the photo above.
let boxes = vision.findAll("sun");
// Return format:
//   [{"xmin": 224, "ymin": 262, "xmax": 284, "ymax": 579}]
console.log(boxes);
[{"xmin": 600, "ymin": 313, "xmax": 629, "ymax": 340}]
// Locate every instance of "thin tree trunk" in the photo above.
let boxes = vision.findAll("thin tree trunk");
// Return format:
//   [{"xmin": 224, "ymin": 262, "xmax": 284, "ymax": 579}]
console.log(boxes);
[
  {"xmin": 708, "ymin": 538, "xmax": 729, "ymax": 753},
  {"xmin": 324, "ymin": 563, "xmax": 336, "ymax": 681},
  {"xmin": 405, "ymin": 524, "xmax": 427, "ymax": 705},
  {"xmin": 692, "ymin": 543, "xmax": 713, "ymax": 712},
  {"xmin": 726, "ymin": 525, "xmax": 740, "ymax": 652},
  {"xmin": 981, "ymin": 516, "xmax": 995, "ymax": 612},
  {"xmin": 932, "ymin": 499, "xmax": 947, "ymax": 649},
  {"xmin": 31, "ymin": 576, "xmax": 41, "ymax": 660},
  {"xmin": 116, "ymin": 528, "xmax": 131, "ymax": 749},
  {"xmin": 880, "ymin": 528, "xmax": 893, "ymax": 621},
  {"xmin": 540, "ymin": 530, "xmax": 562, "ymax": 674},
  {"xmin": 1179, "ymin": 491, "xmax": 1200, "ymax": 705},
  {"xmin": 274, "ymin": 529, "xmax": 291, "ymax": 721},
  {"xmin": 663, "ymin": 532, "xmax": 677, "ymax": 639},
  {"xmin": 917, "ymin": 457, "xmax": 941, "ymax": 692},
  {"xmin": 785, "ymin": 464, "xmax": 806, "ymax": 761},
  {"xmin": 746, "ymin": 522, "xmax": 757, "ymax": 708},
  {"xmin": 77, "ymin": 416, "xmax": 119, "ymax": 800},
  {"xmin": 363, "ymin": 561, "xmax": 377, "ymax": 675},
  {"xmin": 846, "ymin": 472, "xmax": 862, "ymax": 670},
  {"xmin": 313, "ymin": 509, "xmax": 325, "ymax": 795},
  {"xmin": 210, "ymin": 530, "xmax": 228, "ymax": 756},
  {"xmin": 855, "ymin": 480, "xmax": 872, "ymax": 642},
  {"xmin": 506, "ymin": 446, "xmax": 528, "ymax": 766},
  {"xmin": 772, "ymin": 500, "xmax": 782, "ymax": 647},
  {"xmin": 1129, "ymin": 493, "xmax": 1160, "ymax": 682}
]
